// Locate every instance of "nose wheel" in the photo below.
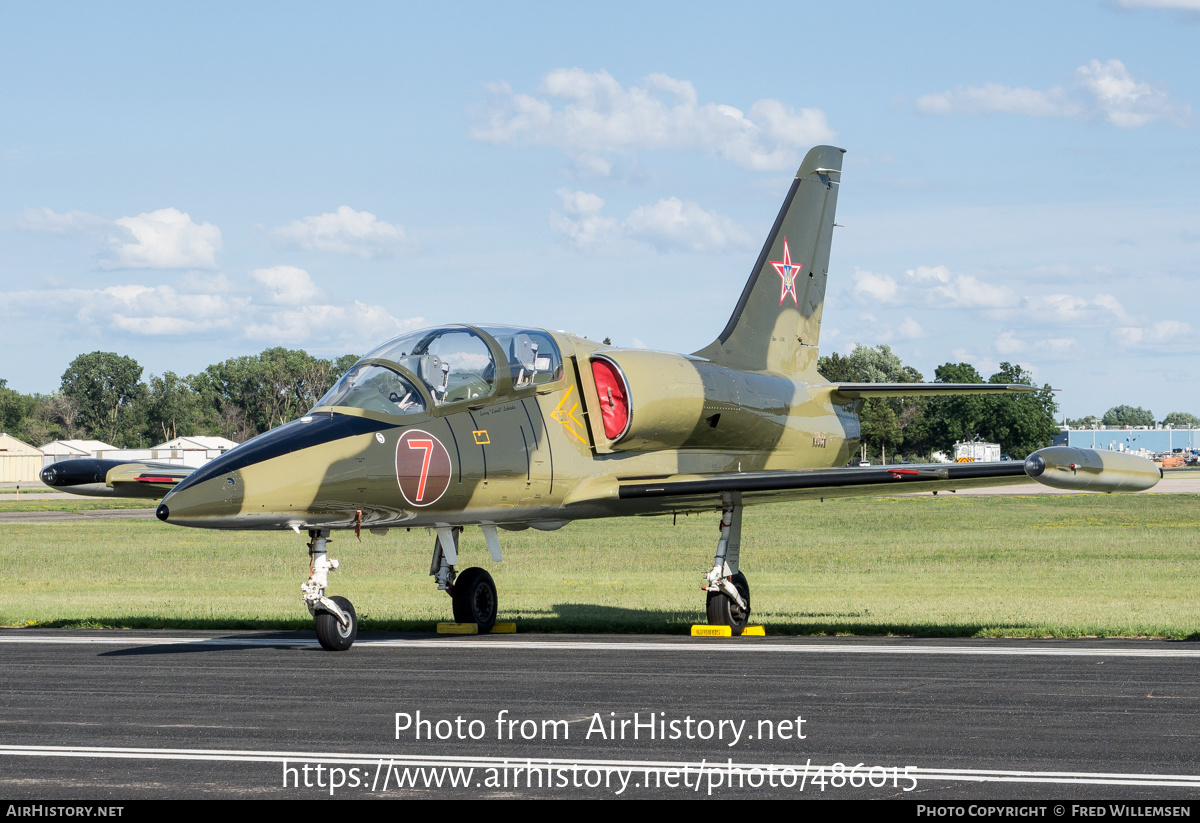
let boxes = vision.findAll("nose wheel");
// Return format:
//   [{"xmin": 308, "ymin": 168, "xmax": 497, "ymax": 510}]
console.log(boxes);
[
  {"xmin": 302, "ymin": 529, "xmax": 359, "ymax": 651},
  {"xmin": 315, "ymin": 595, "xmax": 358, "ymax": 651}
]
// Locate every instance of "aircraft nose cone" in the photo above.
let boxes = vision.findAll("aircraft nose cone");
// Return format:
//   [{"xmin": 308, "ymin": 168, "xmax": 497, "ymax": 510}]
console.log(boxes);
[
  {"xmin": 156, "ymin": 504, "xmax": 169, "ymax": 522},
  {"xmin": 1024, "ymin": 453, "xmax": 1046, "ymax": 477}
]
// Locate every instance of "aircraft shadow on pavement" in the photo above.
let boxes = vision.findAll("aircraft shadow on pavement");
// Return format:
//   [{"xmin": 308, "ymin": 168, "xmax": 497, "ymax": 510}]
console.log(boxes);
[{"xmin": 96, "ymin": 633, "xmax": 325, "ymax": 657}]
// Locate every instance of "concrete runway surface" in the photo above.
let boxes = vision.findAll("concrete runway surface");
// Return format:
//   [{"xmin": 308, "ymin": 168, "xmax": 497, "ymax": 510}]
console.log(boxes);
[{"xmin": 1, "ymin": 630, "xmax": 1198, "ymax": 800}]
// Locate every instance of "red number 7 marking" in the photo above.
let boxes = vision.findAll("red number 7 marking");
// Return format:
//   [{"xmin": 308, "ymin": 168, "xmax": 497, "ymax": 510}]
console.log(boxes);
[{"xmin": 407, "ymin": 439, "xmax": 435, "ymax": 502}]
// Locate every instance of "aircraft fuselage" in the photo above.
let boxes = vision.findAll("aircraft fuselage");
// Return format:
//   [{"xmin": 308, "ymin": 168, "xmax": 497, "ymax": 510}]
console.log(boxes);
[{"xmin": 156, "ymin": 328, "xmax": 860, "ymax": 531}]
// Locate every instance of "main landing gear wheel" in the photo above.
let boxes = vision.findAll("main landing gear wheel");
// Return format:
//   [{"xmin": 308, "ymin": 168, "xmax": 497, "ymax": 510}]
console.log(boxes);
[
  {"xmin": 451, "ymin": 567, "xmax": 498, "ymax": 633},
  {"xmin": 315, "ymin": 595, "xmax": 358, "ymax": 651},
  {"xmin": 706, "ymin": 572, "xmax": 750, "ymax": 636}
]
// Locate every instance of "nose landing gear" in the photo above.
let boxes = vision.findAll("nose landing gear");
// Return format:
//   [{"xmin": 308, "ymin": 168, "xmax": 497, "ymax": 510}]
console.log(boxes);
[{"xmin": 302, "ymin": 530, "xmax": 359, "ymax": 651}]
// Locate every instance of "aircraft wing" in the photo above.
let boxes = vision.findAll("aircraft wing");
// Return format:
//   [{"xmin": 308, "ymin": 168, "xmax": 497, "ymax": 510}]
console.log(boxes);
[
  {"xmin": 831, "ymin": 383, "xmax": 1038, "ymax": 398},
  {"xmin": 608, "ymin": 447, "xmax": 1160, "ymax": 512},
  {"xmin": 617, "ymin": 461, "xmax": 1030, "ymax": 506},
  {"xmin": 40, "ymin": 458, "xmax": 195, "ymax": 500}
]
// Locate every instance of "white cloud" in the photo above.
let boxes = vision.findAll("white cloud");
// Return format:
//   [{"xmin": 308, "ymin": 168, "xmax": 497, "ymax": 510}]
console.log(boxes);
[
  {"xmin": 850, "ymin": 264, "xmax": 1017, "ymax": 310},
  {"xmin": 19, "ymin": 206, "xmax": 222, "ymax": 269},
  {"xmin": 624, "ymin": 197, "xmax": 753, "ymax": 253},
  {"xmin": 906, "ymin": 265, "xmax": 952, "ymax": 284},
  {"xmin": 2, "ymin": 273, "xmax": 421, "ymax": 350},
  {"xmin": 274, "ymin": 206, "xmax": 411, "ymax": 258},
  {"xmin": 852, "ymin": 269, "xmax": 899, "ymax": 303},
  {"xmin": 995, "ymin": 331, "xmax": 1077, "ymax": 358},
  {"xmin": 916, "ymin": 84, "xmax": 1077, "ymax": 118},
  {"xmin": 550, "ymin": 189, "xmax": 752, "ymax": 253},
  {"xmin": 18, "ymin": 207, "xmax": 109, "ymax": 234},
  {"xmin": 245, "ymin": 302, "xmax": 422, "ymax": 346},
  {"xmin": 250, "ymin": 266, "xmax": 322, "ymax": 306},
  {"xmin": 933, "ymin": 273, "xmax": 1019, "ymax": 309},
  {"xmin": 897, "ymin": 317, "xmax": 926, "ymax": 339},
  {"xmin": 109, "ymin": 209, "xmax": 222, "ymax": 269},
  {"xmin": 916, "ymin": 59, "xmax": 1191, "ymax": 128},
  {"xmin": 473, "ymin": 69, "xmax": 835, "ymax": 174},
  {"xmin": 904, "ymin": 266, "xmax": 1018, "ymax": 309},
  {"xmin": 1021, "ymin": 292, "xmax": 1133, "ymax": 325},
  {"xmin": 995, "ymin": 330, "xmax": 1026, "ymax": 355},
  {"xmin": 1113, "ymin": 319, "xmax": 1195, "ymax": 348},
  {"xmin": 549, "ymin": 189, "xmax": 620, "ymax": 248}
]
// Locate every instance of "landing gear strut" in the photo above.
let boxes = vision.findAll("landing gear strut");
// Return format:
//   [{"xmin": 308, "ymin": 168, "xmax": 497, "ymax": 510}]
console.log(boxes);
[
  {"xmin": 430, "ymin": 526, "xmax": 499, "ymax": 633},
  {"xmin": 302, "ymin": 529, "xmax": 358, "ymax": 651},
  {"xmin": 704, "ymin": 492, "xmax": 751, "ymax": 635}
]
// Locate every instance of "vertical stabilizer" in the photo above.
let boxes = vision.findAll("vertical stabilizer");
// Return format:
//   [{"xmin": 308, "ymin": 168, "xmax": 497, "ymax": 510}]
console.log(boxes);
[{"xmin": 694, "ymin": 145, "xmax": 843, "ymax": 375}]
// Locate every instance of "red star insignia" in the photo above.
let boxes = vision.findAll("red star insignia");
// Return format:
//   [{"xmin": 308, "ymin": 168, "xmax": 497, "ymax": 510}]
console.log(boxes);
[{"xmin": 770, "ymin": 237, "xmax": 802, "ymax": 307}]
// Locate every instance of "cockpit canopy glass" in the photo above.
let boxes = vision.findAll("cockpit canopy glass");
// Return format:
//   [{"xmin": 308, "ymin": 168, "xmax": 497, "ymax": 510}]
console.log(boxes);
[
  {"xmin": 319, "ymin": 325, "xmax": 564, "ymax": 414},
  {"xmin": 314, "ymin": 364, "xmax": 425, "ymax": 415},
  {"xmin": 477, "ymin": 325, "xmax": 564, "ymax": 388},
  {"xmin": 361, "ymin": 326, "xmax": 496, "ymax": 405}
]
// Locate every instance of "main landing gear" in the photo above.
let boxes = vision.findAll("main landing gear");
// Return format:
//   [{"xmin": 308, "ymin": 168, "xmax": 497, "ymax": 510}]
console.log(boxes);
[
  {"xmin": 430, "ymin": 526, "xmax": 498, "ymax": 633},
  {"xmin": 704, "ymin": 492, "xmax": 751, "ymax": 635},
  {"xmin": 302, "ymin": 530, "xmax": 359, "ymax": 651}
]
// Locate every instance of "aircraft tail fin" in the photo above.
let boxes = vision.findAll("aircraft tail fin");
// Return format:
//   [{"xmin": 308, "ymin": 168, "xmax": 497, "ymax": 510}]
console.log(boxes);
[{"xmin": 694, "ymin": 145, "xmax": 844, "ymax": 375}]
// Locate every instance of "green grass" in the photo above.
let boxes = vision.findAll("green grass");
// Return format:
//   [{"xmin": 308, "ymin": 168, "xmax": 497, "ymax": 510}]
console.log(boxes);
[
  {"xmin": 0, "ymin": 498, "xmax": 154, "ymax": 512},
  {"xmin": 4, "ymin": 494, "xmax": 1199, "ymax": 638}
]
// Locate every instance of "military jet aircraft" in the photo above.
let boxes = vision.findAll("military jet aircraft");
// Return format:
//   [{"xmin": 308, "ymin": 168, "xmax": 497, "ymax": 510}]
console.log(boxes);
[{"xmin": 41, "ymin": 145, "xmax": 1162, "ymax": 650}]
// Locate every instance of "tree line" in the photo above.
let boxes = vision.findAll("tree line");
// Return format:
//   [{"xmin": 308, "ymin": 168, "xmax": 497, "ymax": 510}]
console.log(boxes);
[
  {"xmin": 817, "ymin": 345, "xmax": 1060, "ymax": 462},
  {"xmin": 2, "ymin": 343, "xmax": 1184, "ymax": 458},
  {"xmin": 0, "ymin": 349, "xmax": 358, "ymax": 449},
  {"xmin": 1065, "ymin": 406, "xmax": 1199, "ymax": 429}
]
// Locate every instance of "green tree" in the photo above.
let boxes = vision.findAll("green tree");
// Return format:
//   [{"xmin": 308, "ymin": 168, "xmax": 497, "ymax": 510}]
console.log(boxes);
[
  {"xmin": 0, "ymin": 382, "xmax": 32, "ymax": 435},
  {"xmin": 921, "ymin": 362, "xmax": 987, "ymax": 455},
  {"xmin": 860, "ymin": 401, "xmax": 902, "ymax": 464},
  {"xmin": 59, "ymin": 352, "xmax": 147, "ymax": 446},
  {"xmin": 144, "ymin": 371, "xmax": 206, "ymax": 442},
  {"xmin": 819, "ymin": 344, "xmax": 923, "ymax": 461},
  {"xmin": 1161, "ymin": 412, "xmax": 1199, "ymax": 428},
  {"xmin": 1102, "ymin": 405, "xmax": 1155, "ymax": 427},
  {"xmin": 1065, "ymin": 415, "xmax": 1102, "ymax": 428},
  {"xmin": 981, "ymin": 362, "xmax": 1059, "ymax": 459},
  {"xmin": 194, "ymin": 348, "xmax": 357, "ymax": 438}
]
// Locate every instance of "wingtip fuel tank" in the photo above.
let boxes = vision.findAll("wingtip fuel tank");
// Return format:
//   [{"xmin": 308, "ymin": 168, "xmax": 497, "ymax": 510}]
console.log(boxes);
[{"xmin": 1024, "ymin": 446, "xmax": 1162, "ymax": 493}]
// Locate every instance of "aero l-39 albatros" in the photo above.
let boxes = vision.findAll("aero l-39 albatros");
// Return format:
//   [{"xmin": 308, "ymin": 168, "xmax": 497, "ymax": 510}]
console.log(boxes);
[{"xmin": 41, "ymin": 146, "xmax": 1161, "ymax": 650}]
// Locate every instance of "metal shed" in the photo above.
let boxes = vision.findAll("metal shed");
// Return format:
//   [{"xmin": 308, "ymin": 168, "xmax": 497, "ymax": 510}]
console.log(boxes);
[{"xmin": 0, "ymin": 433, "xmax": 45, "ymax": 482}]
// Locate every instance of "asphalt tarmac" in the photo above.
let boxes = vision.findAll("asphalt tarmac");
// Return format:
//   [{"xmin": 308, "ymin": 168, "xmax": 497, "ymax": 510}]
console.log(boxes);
[{"xmin": 1, "ymin": 630, "xmax": 1198, "ymax": 800}]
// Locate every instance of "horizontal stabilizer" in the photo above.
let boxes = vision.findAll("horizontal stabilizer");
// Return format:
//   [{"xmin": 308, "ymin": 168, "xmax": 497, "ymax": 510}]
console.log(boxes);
[{"xmin": 831, "ymin": 383, "xmax": 1038, "ymax": 398}]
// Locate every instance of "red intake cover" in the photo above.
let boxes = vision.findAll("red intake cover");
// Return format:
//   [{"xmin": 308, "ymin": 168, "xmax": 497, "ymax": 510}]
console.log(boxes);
[{"xmin": 590, "ymin": 359, "xmax": 629, "ymax": 441}]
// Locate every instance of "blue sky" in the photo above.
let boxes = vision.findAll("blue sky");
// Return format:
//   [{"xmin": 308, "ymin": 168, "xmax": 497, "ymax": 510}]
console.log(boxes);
[{"xmin": 2, "ymin": 0, "xmax": 1197, "ymax": 419}]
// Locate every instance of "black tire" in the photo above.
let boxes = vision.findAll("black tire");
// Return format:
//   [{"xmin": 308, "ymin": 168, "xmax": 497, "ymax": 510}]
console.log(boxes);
[
  {"xmin": 705, "ymin": 572, "xmax": 750, "ymax": 636},
  {"xmin": 315, "ymin": 596, "xmax": 358, "ymax": 651},
  {"xmin": 451, "ymin": 567, "xmax": 498, "ymax": 633}
]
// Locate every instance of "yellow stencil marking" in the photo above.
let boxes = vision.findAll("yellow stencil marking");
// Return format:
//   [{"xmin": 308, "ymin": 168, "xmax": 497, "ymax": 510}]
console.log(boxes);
[
  {"xmin": 473, "ymin": 430, "xmax": 490, "ymax": 445},
  {"xmin": 551, "ymin": 385, "xmax": 588, "ymax": 444}
]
